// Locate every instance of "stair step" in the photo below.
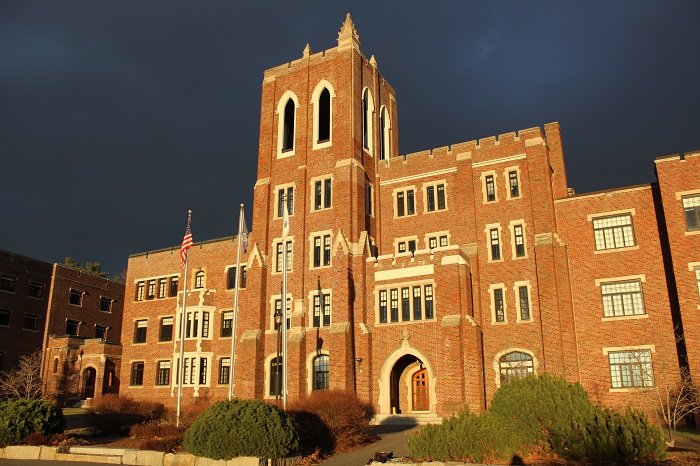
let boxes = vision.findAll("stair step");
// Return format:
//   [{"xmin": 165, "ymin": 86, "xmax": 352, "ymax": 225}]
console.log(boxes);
[{"xmin": 373, "ymin": 413, "xmax": 442, "ymax": 425}]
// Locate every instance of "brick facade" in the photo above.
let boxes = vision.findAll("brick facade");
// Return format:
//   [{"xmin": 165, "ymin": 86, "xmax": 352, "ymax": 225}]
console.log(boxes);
[
  {"xmin": 118, "ymin": 15, "xmax": 699, "ymax": 419},
  {"xmin": 0, "ymin": 250, "xmax": 125, "ymax": 406}
]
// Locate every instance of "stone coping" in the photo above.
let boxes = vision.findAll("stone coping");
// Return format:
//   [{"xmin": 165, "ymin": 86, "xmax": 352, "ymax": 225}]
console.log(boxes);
[{"xmin": 0, "ymin": 445, "xmax": 302, "ymax": 466}]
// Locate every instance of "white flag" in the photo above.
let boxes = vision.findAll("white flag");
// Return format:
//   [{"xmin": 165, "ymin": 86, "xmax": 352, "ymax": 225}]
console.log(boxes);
[{"xmin": 282, "ymin": 200, "xmax": 290, "ymax": 239}]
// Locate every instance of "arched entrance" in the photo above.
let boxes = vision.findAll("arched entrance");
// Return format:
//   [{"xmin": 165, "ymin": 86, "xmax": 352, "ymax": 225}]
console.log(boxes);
[
  {"xmin": 379, "ymin": 347, "xmax": 435, "ymax": 415},
  {"xmin": 82, "ymin": 367, "xmax": 96, "ymax": 400}
]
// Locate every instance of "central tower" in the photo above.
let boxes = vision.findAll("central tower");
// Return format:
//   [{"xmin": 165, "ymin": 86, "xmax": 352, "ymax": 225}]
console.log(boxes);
[{"xmin": 249, "ymin": 14, "xmax": 397, "ymax": 399}]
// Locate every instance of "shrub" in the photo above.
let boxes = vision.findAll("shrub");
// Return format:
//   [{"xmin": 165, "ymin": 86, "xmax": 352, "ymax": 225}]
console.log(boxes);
[
  {"xmin": 183, "ymin": 399, "xmax": 298, "ymax": 460},
  {"xmin": 0, "ymin": 399, "xmax": 65, "ymax": 447},
  {"xmin": 129, "ymin": 419, "xmax": 183, "ymax": 439},
  {"xmin": 288, "ymin": 389, "xmax": 374, "ymax": 454},
  {"xmin": 488, "ymin": 373, "xmax": 596, "ymax": 459},
  {"xmin": 582, "ymin": 407, "xmax": 666, "ymax": 462},
  {"xmin": 88, "ymin": 395, "xmax": 166, "ymax": 435},
  {"xmin": 140, "ymin": 435, "xmax": 183, "ymax": 453},
  {"xmin": 408, "ymin": 407, "xmax": 513, "ymax": 463}
]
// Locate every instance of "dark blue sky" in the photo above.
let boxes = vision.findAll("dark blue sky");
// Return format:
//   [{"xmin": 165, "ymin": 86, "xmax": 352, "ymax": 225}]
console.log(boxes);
[{"xmin": 2, "ymin": 1, "xmax": 699, "ymax": 278}]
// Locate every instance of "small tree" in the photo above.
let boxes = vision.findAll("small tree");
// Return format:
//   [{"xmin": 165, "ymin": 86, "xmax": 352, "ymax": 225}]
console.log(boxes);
[
  {"xmin": 0, "ymin": 351, "xmax": 44, "ymax": 400},
  {"xmin": 645, "ymin": 366, "xmax": 699, "ymax": 447}
]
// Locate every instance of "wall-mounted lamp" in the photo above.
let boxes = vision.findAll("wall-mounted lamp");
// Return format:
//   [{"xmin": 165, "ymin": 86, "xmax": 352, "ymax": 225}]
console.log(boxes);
[{"xmin": 355, "ymin": 358, "xmax": 363, "ymax": 363}]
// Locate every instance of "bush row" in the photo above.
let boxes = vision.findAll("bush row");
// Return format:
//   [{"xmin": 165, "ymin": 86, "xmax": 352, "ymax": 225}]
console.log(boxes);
[{"xmin": 408, "ymin": 373, "xmax": 667, "ymax": 463}]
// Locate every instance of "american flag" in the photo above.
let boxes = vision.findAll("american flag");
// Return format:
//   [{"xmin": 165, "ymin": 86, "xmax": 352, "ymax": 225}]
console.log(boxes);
[{"xmin": 180, "ymin": 216, "xmax": 193, "ymax": 267}]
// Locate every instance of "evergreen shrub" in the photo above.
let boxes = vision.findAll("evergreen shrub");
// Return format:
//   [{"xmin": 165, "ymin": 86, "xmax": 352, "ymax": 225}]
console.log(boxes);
[
  {"xmin": 0, "ymin": 399, "xmax": 65, "ymax": 447},
  {"xmin": 408, "ymin": 406, "xmax": 497, "ymax": 462},
  {"xmin": 488, "ymin": 373, "xmax": 595, "ymax": 459},
  {"xmin": 183, "ymin": 399, "xmax": 298, "ymax": 460},
  {"xmin": 582, "ymin": 407, "xmax": 666, "ymax": 462}
]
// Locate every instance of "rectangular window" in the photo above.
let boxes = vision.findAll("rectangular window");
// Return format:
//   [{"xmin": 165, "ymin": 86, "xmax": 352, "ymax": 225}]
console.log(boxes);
[
  {"xmin": 401, "ymin": 287, "xmax": 410, "ymax": 321},
  {"xmin": 313, "ymin": 178, "xmax": 332, "ymax": 210},
  {"xmin": 683, "ymin": 195, "xmax": 700, "ymax": 231},
  {"xmin": 24, "ymin": 314, "xmax": 40, "ymax": 331},
  {"xmin": 158, "ymin": 279, "xmax": 167, "ymax": 298},
  {"xmin": 0, "ymin": 275, "xmax": 16, "ymax": 293},
  {"xmin": 593, "ymin": 214, "xmax": 635, "ymax": 250},
  {"xmin": 194, "ymin": 272, "xmax": 204, "ymax": 289},
  {"xmin": 494, "ymin": 288, "xmax": 505, "ymax": 322},
  {"xmin": 275, "ymin": 241, "xmax": 293, "ymax": 273},
  {"xmin": 696, "ymin": 267, "xmax": 700, "ymax": 299},
  {"xmin": 221, "ymin": 311, "xmax": 233, "ymax": 337},
  {"xmin": 490, "ymin": 228, "xmax": 501, "ymax": 260},
  {"xmin": 413, "ymin": 286, "xmax": 422, "ymax": 320},
  {"xmin": 219, "ymin": 358, "xmax": 230, "ymax": 385},
  {"xmin": 160, "ymin": 317, "xmax": 173, "ymax": 341},
  {"xmin": 69, "ymin": 289, "xmax": 83, "ymax": 305},
  {"xmin": 199, "ymin": 358, "xmax": 208, "ymax": 385},
  {"xmin": 429, "ymin": 237, "xmax": 437, "ymax": 249},
  {"xmin": 519, "ymin": 286, "xmax": 530, "ymax": 320},
  {"xmin": 277, "ymin": 186, "xmax": 294, "ymax": 217},
  {"xmin": 437, "ymin": 184, "xmax": 446, "ymax": 210},
  {"xmin": 0, "ymin": 310, "xmax": 9, "ymax": 327},
  {"xmin": 509, "ymin": 171, "xmax": 520, "ymax": 198},
  {"xmin": 426, "ymin": 186, "xmax": 436, "ymax": 211},
  {"xmin": 156, "ymin": 361, "xmax": 170, "ymax": 385},
  {"xmin": 312, "ymin": 234, "xmax": 332, "ymax": 268},
  {"xmin": 201, "ymin": 312, "xmax": 209, "ymax": 338},
  {"xmin": 131, "ymin": 362, "xmax": 144, "ymax": 386},
  {"xmin": 95, "ymin": 325, "xmax": 108, "ymax": 339},
  {"xmin": 390, "ymin": 289, "xmax": 399, "ymax": 323},
  {"xmin": 439, "ymin": 235, "xmax": 448, "ymax": 247},
  {"xmin": 273, "ymin": 299, "xmax": 291, "ymax": 330},
  {"xmin": 227, "ymin": 266, "xmax": 247, "ymax": 289},
  {"xmin": 601, "ymin": 280, "xmax": 645, "ymax": 317},
  {"xmin": 146, "ymin": 280, "xmax": 155, "ymax": 300},
  {"xmin": 609, "ymin": 350, "xmax": 653, "ymax": 388},
  {"xmin": 425, "ymin": 285, "xmax": 434, "ymax": 319},
  {"xmin": 514, "ymin": 225, "xmax": 526, "ymax": 257},
  {"xmin": 169, "ymin": 277, "xmax": 178, "ymax": 297},
  {"xmin": 134, "ymin": 319, "xmax": 147, "ymax": 343},
  {"xmin": 312, "ymin": 293, "xmax": 331, "ymax": 327},
  {"xmin": 379, "ymin": 290, "xmax": 388, "ymax": 323},
  {"xmin": 28, "ymin": 282, "xmax": 44, "ymax": 299},
  {"xmin": 395, "ymin": 189, "xmax": 416, "ymax": 217},
  {"xmin": 486, "ymin": 175, "xmax": 496, "ymax": 202},
  {"xmin": 100, "ymin": 297, "xmax": 112, "ymax": 313},
  {"xmin": 136, "ymin": 282, "xmax": 144, "ymax": 301},
  {"xmin": 66, "ymin": 319, "xmax": 80, "ymax": 335}
]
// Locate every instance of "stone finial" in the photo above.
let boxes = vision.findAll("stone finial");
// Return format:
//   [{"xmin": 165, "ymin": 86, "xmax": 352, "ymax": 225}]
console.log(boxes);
[
  {"xmin": 369, "ymin": 54, "xmax": 377, "ymax": 68},
  {"xmin": 303, "ymin": 43, "xmax": 311, "ymax": 58},
  {"xmin": 337, "ymin": 13, "xmax": 360, "ymax": 51}
]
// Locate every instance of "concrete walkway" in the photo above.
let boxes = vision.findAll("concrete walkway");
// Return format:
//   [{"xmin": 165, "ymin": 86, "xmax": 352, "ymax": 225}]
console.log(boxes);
[{"xmin": 320, "ymin": 425, "xmax": 418, "ymax": 466}]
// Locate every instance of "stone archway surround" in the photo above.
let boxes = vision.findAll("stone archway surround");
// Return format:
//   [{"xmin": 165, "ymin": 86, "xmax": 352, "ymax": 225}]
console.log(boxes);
[{"xmin": 377, "ymin": 346, "xmax": 437, "ymax": 415}]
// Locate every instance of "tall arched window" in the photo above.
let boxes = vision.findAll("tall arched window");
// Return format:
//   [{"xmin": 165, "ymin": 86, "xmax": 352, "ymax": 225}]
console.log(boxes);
[
  {"xmin": 318, "ymin": 88, "xmax": 330, "ymax": 143},
  {"xmin": 313, "ymin": 354, "xmax": 329, "ymax": 390},
  {"xmin": 362, "ymin": 88, "xmax": 374, "ymax": 154},
  {"xmin": 270, "ymin": 356, "xmax": 283, "ymax": 396},
  {"xmin": 282, "ymin": 99, "xmax": 295, "ymax": 152},
  {"xmin": 379, "ymin": 106, "xmax": 390, "ymax": 160},
  {"xmin": 499, "ymin": 351, "xmax": 534, "ymax": 384}
]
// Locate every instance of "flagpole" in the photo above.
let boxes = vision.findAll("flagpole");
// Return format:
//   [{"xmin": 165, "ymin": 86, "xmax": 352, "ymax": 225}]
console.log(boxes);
[
  {"xmin": 228, "ymin": 204, "xmax": 245, "ymax": 401},
  {"xmin": 281, "ymin": 196, "xmax": 289, "ymax": 410},
  {"xmin": 176, "ymin": 210, "xmax": 192, "ymax": 428}
]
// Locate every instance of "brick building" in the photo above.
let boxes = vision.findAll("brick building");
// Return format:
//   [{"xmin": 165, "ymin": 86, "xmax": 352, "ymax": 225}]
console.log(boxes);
[
  {"xmin": 0, "ymin": 249, "xmax": 124, "ymax": 406},
  {"xmin": 119, "ymin": 15, "xmax": 699, "ymax": 420}
]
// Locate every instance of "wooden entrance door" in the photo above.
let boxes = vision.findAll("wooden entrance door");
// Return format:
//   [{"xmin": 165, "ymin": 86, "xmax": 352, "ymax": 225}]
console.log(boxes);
[{"xmin": 412, "ymin": 369, "xmax": 429, "ymax": 411}]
